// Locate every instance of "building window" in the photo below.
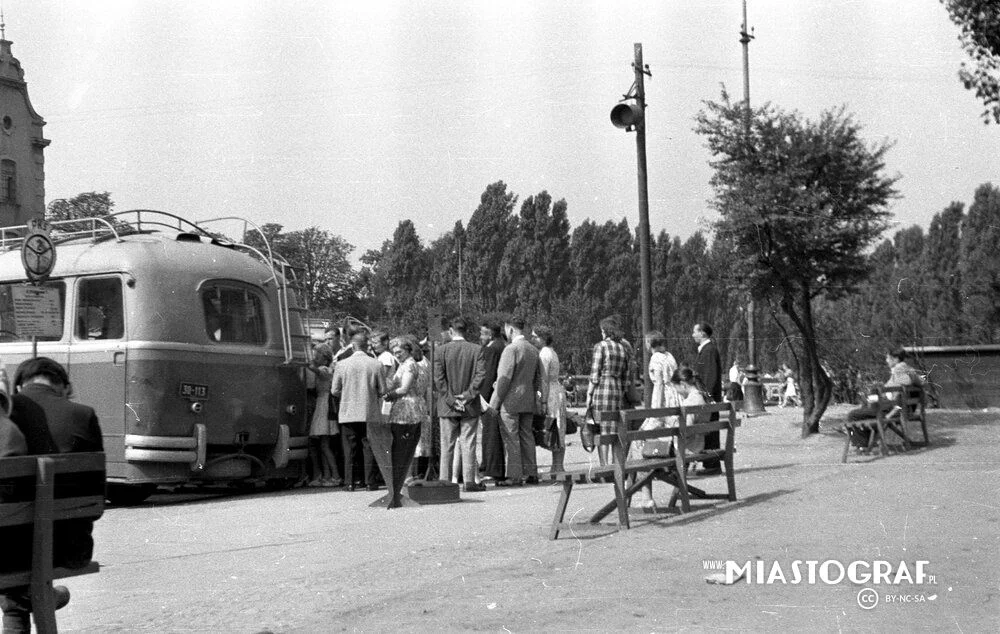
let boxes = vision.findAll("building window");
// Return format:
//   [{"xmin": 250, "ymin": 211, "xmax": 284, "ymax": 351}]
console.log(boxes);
[{"xmin": 0, "ymin": 159, "xmax": 15, "ymax": 204}]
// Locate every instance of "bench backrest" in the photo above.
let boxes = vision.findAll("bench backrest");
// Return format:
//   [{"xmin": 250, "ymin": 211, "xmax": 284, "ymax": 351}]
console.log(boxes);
[
  {"xmin": 877, "ymin": 385, "xmax": 926, "ymax": 412},
  {"xmin": 0, "ymin": 452, "xmax": 105, "ymax": 584},
  {"xmin": 596, "ymin": 402, "xmax": 741, "ymax": 448},
  {"xmin": 0, "ymin": 452, "xmax": 106, "ymax": 529}
]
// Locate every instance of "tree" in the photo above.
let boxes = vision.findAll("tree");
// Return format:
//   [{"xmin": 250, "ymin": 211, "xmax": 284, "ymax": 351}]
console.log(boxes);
[
  {"xmin": 465, "ymin": 182, "xmax": 517, "ymax": 312},
  {"xmin": 499, "ymin": 191, "xmax": 573, "ymax": 316},
  {"xmin": 922, "ymin": 202, "xmax": 965, "ymax": 344},
  {"xmin": 696, "ymin": 90, "xmax": 899, "ymax": 436},
  {"xmin": 375, "ymin": 220, "xmax": 431, "ymax": 333},
  {"xmin": 46, "ymin": 191, "xmax": 115, "ymax": 220},
  {"xmin": 959, "ymin": 183, "xmax": 1000, "ymax": 341},
  {"xmin": 243, "ymin": 223, "xmax": 359, "ymax": 316},
  {"xmin": 941, "ymin": 0, "xmax": 1000, "ymax": 123}
]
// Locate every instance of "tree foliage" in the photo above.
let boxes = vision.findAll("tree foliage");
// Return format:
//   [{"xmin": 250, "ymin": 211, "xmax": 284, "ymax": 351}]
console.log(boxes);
[
  {"xmin": 696, "ymin": 89, "xmax": 899, "ymax": 435},
  {"xmin": 243, "ymin": 223, "xmax": 359, "ymax": 315},
  {"xmin": 941, "ymin": 0, "xmax": 1000, "ymax": 123},
  {"xmin": 45, "ymin": 191, "xmax": 115, "ymax": 221}
]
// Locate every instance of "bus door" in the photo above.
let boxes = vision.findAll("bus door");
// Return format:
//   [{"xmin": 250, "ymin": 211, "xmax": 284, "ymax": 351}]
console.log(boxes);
[{"xmin": 68, "ymin": 275, "xmax": 127, "ymax": 461}]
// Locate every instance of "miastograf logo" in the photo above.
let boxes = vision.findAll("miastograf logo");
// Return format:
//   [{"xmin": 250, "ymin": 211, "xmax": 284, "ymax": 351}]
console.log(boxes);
[{"xmin": 702, "ymin": 559, "xmax": 934, "ymax": 585}]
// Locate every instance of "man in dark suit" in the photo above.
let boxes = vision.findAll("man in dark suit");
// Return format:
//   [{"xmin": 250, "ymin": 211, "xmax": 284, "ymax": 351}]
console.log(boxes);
[
  {"xmin": 332, "ymin": 329, "xmax": 388, "ymax": 491},
  {"xmin": 478, "ymin": 320, "xmax": 506, "ymax": 483},
  {"xmin": 692, "ymin": 323, "xmax": 723, "ymax": 475},
  {"xmin": 1, "ymin": 357, "xmax": 103, "ymax": 630},
  {"xmin": 487, "ymin": 316, "xmax": 547, "ymax": 485},
  {"xmin": 434, "ymin": 317, "xmax": 487, "ymax": 492}
]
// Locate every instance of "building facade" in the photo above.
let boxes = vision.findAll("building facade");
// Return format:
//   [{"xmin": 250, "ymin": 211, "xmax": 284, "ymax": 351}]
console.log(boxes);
[{"xmin": 0, "ymin": 36, "xmax": 48, "ymax": 227}]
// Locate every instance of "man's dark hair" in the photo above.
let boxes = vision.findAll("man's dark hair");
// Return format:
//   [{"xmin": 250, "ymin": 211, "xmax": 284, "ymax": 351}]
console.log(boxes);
[
  {"xmin": 449, "ymin": 317, "xmax": 468, "ymax": 335},
  {"xmin": 887, "ymin": 347, "xmax": 908, "ymax": 362},
  {"xmin": 533, "ymin": 325, "xmax": 554, "ymax": 346},
  {"xmin": 507, "ymin": 315, "xmax": 527, "ymax": 331},
  {"xmin": 372, "ymin": 330, "xmax": 390, "ymax": 344},
  {"xmin": 483, "ymin": 320, "xmax": 503, "ymax": 338},
  {"xmin": 649, "ymin": 334, "xmax": 668, "ymax": 350},
  {"xmin": 14, "ymin": 357, "xmax": 70, "ymax": 390},
  {"xmin": 694, "ymin": 323, "xmax": 714, "ymax": 338}
]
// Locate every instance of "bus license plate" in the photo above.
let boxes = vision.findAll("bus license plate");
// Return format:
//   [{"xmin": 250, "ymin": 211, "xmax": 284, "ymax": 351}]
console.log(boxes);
[{"xmin": 179, "ymin": 382, "xmax": 209, "ymax": 400}]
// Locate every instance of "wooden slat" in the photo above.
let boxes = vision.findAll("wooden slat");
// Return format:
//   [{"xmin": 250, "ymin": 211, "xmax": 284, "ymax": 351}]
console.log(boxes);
[
  {"xmin": 0, "ymin": 452, "xmax": 105, "ymax": 479},
  {"xmin": 0, "ymin": 496, "xmax": 105, "ymax": 527},
  {"xmin": 0, "ymin": 563, "xmax": 99, "ymax": 589}
]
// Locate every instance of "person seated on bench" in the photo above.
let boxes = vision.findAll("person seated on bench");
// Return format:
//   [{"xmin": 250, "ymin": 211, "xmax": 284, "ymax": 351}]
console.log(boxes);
[
  {"xmin": 1, "ymin": 358, "xmax": 104, "ymax": 632},
  {"xmin": 845, "ymin": 348, "xmax": 922, "ymax": 445},
  {"xmin": 632, "ymin": 366, "xmax": 710, "ymax": 512}
]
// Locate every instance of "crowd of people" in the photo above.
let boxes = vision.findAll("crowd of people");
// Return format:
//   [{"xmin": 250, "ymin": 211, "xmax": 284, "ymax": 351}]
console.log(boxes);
[{"xmin": 301, "ymin": 314, "xmax": 742, "ymax": 496}]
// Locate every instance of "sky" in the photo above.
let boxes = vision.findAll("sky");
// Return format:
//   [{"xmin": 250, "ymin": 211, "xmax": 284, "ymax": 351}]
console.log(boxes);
[{"xmin": 6, "ymin": 0, "xmax": 999, "ymax": 261}]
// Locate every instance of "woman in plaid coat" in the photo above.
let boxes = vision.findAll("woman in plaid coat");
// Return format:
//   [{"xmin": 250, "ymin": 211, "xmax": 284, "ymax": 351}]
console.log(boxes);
[{"xmin": 586, "ymin": 317, "xmax": 634, "ymax": 464}]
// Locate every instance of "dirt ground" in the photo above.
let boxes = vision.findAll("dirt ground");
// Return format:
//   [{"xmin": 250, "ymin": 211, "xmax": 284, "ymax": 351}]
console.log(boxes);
[{"xmin": 57, "ymin": 403, "xmax": 999, "ymax": 633}]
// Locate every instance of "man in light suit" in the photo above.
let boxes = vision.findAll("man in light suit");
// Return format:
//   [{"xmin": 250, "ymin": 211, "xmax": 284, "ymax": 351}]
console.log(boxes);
[
  {"xmin": 487, "ymin": 316, "xmax": 547, "ymax": 486},
  {"xmin": 332, "ymin": 329, "xmax": 388, "ymax": 491},
  {"xmin": 435, "ymin": 317, "xmax": 487, "ymax": 491},
  {"xmin": 692, "ymin": 322, "xmax": 723, "ymax": 475}
]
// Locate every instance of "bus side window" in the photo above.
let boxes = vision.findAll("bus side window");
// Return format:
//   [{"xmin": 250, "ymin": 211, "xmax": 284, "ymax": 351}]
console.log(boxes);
[{"xmin": 76, "ymin": 278, "xmax": 124, "ymax": 340}]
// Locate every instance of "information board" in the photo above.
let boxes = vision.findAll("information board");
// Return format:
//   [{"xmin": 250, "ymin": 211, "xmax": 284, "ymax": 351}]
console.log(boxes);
[{"xmin": 11, "ymin": 285, "xmax": 63, "ymax": 338}]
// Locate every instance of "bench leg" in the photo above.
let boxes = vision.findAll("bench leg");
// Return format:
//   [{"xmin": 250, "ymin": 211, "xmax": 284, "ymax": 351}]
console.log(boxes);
[
  {"xmin": 873, "ymin": 422, "xmax": 888, "ymax": 457},
  {"xmin": 29, "ymin": 581, "xmax": 57, "ymax": 634},
  {"xmin": 550, "ymin": 479, "xmax": 574, "ymax": 540},
  {"xmin": 723, "ymin": 453, "xmax": 737, "ymax": 502},
  {"xmin": 842, "ymin": 428, "xmax": 852, "ymax": 463},
  {"xmin": 590, "ymin": 471, "xmax": 656, "ymax": 523},
  {"xmin": 612, "ymin": 472, "xmax": 630, "ymax": 532}
]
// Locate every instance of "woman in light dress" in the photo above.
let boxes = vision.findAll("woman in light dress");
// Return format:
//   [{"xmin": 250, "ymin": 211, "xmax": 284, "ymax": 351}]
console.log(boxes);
[
  {"xmin": 632, "ymin": 366, "xmax": 712, "ymax": 512},
  {"xmin": 532, "ymin": 326, "xmax": 568, "ymax": 473},
  {"xmin": 307, "ymin": 342, "xmax": 342, "ymax": 487},
  {"xmin": 633, "ymin": 332, "xmax": 680, "ymax": 509},
  {"xmin": 374, "ymin": 337, "xmax": 429, "ymax": 507},
  {"xmin": 406, "ymin": 335, "xmax": 435, "ymax": 471}
]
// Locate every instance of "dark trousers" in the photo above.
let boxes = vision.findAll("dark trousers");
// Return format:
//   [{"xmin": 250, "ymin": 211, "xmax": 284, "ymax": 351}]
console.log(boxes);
[
  {"xmin": 480, "ymin": 408, "xmax": 505, "ymax": 479},
  {"xmin": 340, "ymin": 422, "xmax": 378, "ymax": 486},
  {"xmin": 702, "ymin": 408, "xmax": 721, "ymax": 469}
]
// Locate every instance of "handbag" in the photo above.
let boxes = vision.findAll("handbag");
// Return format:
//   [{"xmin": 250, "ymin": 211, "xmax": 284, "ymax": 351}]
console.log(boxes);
[
  {"xmin": 626, "ymin": 382, "xmax": 643, "ymax": 408},
  {"xmin": 532, "ymin": 414, "xmax": 551, "ymax": 449},
  {"xmin": 641, "ymin": 439, "xmax": 674, "ymax": 459},
  {"xmin": 579, "ymin": 407, "xmax": 597, "ymax": 453},
  {"xmin": 564, "ymin": 411, "xmax": 580, "ymax": 435}
]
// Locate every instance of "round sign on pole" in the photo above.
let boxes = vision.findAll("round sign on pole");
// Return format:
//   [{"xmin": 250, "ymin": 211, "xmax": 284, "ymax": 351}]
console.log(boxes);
[{"xmin": 21, "ymin": 217, "xmax": 56, "ymax": 284}]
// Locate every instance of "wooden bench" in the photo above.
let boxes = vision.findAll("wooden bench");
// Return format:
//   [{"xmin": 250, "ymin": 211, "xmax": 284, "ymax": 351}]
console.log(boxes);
[
  {"xmin": 547, "ymin": 402, "xmax": 740, "ymax": 540},
  {"xmin": 0, "ymin": 452, "xmax": 105, "ymax": 633},
  {"xmin": 841, "ymin": 385, "xmax": 928, "ymax": 462}
]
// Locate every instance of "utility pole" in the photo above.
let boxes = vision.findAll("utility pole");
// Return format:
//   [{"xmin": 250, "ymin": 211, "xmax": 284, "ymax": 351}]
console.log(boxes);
[
  {"xmin": 457, "ymin": 240, "xmax": 463, "ymax": 314},
  {"xmin": 740, "ymin": 0, "xmax": 766, "ymax": 416},
  {"xmin": 634, "ymin": 44, "xmax": 653, "ymax": 405},
  {"xmin": 741, "ymin": 0, "xmax": 755, "ymax": 369},
  {"xmin": 611, "ymin": 43, "xmax": 654, "ymax": 405}
]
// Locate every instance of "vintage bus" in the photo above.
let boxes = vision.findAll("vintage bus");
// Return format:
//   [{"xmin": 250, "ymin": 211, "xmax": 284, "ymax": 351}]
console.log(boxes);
[{"xmin": 0, "ymin": 211, "xmax": 312, "ymax": 503}]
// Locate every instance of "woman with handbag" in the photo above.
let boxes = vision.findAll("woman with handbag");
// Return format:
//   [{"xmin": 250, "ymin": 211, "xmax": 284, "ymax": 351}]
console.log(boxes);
[
  {"xmin": 532, "ymin": 326, "xmax": 568, "ymax": 473},
  {"xmin": 585, "ymin": 316, "xmax": 634, "ymax": 466}
]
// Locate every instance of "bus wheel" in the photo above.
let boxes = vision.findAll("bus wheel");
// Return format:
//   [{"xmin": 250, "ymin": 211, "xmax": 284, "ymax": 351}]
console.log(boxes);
[{"xmin": 107, "ymin": 483, "xmax": 157, "ymax": 506}]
